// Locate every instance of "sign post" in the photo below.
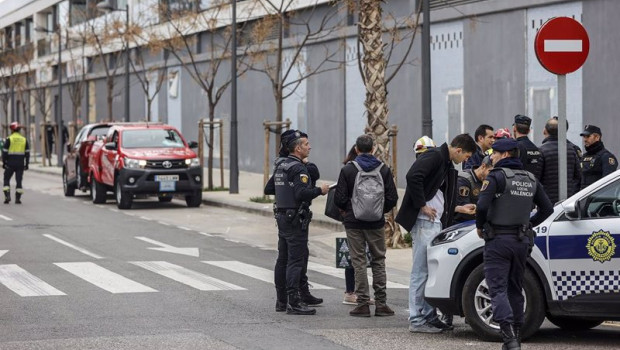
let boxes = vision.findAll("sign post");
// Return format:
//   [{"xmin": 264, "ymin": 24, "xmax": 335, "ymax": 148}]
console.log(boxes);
[{"xmin": 535, "ymin": 17, "xmax": 589, "ymax": 201}]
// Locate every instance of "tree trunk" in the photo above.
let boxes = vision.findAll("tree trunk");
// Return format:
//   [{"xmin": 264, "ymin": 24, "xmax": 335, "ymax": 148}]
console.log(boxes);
[
  {"xmin": 207, "ymin": 103, "xmax": 215, "ymax": 190},
  {"xmin": 359, "ymin": 0, "xmax": 404, "ymax": 248},
  {"xmin": 106, "ymin": 77, "xmax": 114, "ymax": 122}
]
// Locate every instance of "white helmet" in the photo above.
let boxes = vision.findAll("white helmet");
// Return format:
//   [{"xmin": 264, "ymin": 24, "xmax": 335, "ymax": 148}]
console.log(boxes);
[{"xmin": 414, "ymin": 135, "xmax": 436, "ymax": 154}]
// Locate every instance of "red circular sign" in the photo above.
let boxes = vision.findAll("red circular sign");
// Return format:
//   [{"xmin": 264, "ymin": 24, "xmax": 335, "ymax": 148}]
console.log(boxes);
[{"xmin": 535, "ymin": 17, "xmax": 590, "ymax": 75}]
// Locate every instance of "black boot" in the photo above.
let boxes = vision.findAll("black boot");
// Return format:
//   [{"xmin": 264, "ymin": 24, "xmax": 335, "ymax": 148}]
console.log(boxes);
[
  {"xmin": 513, "ymin": 324, "xmax": 522, "ymax": 346},
  {"xmin": 300, "ymin": 286, "xmax": 323, "ymax": 306},
  {"xmin": 15, "ymin": 192, "xmax": 21, "ymax": 204},
  {"xmin": 275, "ymin": 288, "xmax": 287, "ymax": 312},
  {"xmin": 500, "ymin": 324, "xmax": 521, "ymax": 350},
  {"xmin": 3, "ymin": 191, "xmax": 9, "ymax": 204},
  {"xmin": 286, "ymin": 291, "xmax": 316, "ymax": 315}
]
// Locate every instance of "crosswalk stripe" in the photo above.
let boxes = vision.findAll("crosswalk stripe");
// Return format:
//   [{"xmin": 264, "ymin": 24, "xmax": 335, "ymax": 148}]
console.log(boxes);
[
  {"xmin": 202, "ymin": 261, "xmax": 334, "ymax": 290},
  {"xmin": 55, "ymin": 262, "xmax": 157, "ymax": 294},
  {"xmin": 306, "ymin": 261, "xmax": 408, "ymax": 289},
  {"xmin": 132, "ymin": 261, "xmax": 246, "ymax": 291},
  {"xmin": 0, "ymin": 264, "xmax": 66, "ymax": 297}
]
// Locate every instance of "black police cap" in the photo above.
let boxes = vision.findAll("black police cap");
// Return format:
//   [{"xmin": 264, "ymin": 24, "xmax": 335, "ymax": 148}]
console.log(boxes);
[
  {"xmin": 580, "ymin": 125, "xmax": 602, "ymax": 137},
  {"xmin": 491, "ymin": 138, "xmax": 518, "ymax": 152},
  {"xmin": 513, "ymin": 114, "xmax": 531, "ymax": 127}
]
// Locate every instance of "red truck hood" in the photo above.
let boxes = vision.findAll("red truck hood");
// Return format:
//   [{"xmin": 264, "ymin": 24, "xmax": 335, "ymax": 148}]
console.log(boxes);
[{"xmin": 122, "ymin": 148, "xmax": 196, "ymax": 159}]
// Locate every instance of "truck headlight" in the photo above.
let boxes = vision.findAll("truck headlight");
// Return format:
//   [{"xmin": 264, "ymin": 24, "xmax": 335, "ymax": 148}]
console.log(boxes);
[
  {"xmin": 125, "ymin": 157, "xmax": 146, "ymax": 169},
  {"xmin": 431, "ymin": 224, "xmax": 474, "ymax": 246},
  {"xmin": 185, "ymin": 157, "xmax": 200, "ymax": 167}
]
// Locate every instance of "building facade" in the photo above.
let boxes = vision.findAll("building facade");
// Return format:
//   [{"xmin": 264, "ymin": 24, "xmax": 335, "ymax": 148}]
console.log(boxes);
[{"xmin": 1, "ymin": 0, "xmax": 619, "ymax": 183}]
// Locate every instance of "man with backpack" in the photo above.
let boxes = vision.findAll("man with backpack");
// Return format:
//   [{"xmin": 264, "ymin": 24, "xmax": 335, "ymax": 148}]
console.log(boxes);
[{"xmin": 334, "ymin": 134, "xmax": 398, "ymax": 317}]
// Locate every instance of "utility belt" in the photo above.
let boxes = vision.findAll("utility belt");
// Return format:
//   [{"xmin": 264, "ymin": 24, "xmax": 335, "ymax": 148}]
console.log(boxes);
[
  {"xmin": 273, "ymin": 204, "xmax": 313, "ymax": 230},
  {"xmin": 483, "ymin": 222, "xmax": 536, "ymax": 256}
]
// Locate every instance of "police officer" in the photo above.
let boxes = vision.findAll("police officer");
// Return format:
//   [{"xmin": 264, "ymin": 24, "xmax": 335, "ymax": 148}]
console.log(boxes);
[
  {"xmin": 579, "ymin": 125, "xmax": 618, "ymax": 188},
  {"xmin": 513, "ymin": 115, "xmax": 543, "ymax": 181},
  {"xmin": 476, "ymin": 138, "xmax": 553, "ymax": 349},
  {"xmin": 265, "ymin": 130, "xmax": 324, "ymax": 311},
  {"xmin": 2, "ymin": 122, "xmax": 30, "ymax": 204},
  {"xmin": 267, "ymin": 131, "xmax": 328, "ymax": 315},
  {"xmin": 454, "ymin": 156, "xmax": 493, "ymax": 224}
]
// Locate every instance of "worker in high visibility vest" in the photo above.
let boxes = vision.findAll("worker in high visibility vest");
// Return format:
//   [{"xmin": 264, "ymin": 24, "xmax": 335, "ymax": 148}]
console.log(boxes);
[{"xmin": 2, "ymin": 122, "xmax": 30, "ymax": 204}]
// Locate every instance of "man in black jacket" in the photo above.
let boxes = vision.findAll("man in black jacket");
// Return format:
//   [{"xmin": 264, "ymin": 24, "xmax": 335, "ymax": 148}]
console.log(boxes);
[
  {"xmin": 396, "ymin": 134, "xmax": 477, "ymax": 333},
  {"xmin": 579, "ymin": 124, "xmax": 618, "ymax": 188},
  {"xmin": 539, "ymin": 118, "xmax": 581, "ymax": 203},
  {"xmin": 513, "ymin": 115, "xmax": 543, "ymax": 180},
  {"xmin": 334, "ymin": 135, "xmax": 398, "ymax": 318},
  {"xmin": 464, "ymin": 125, "xmax": 494, "ymax": 170}
]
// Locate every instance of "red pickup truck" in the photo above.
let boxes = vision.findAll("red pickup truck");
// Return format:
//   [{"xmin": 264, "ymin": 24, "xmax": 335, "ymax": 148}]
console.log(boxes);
[{"xmin": 88, "ymin": 124, "xmax": 202, "ymax": 209}]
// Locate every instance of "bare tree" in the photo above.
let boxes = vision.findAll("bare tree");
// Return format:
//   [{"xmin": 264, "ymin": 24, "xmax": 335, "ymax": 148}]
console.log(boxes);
[
  {"xmin": 353, "ymin": 0, "xmax": 422, "ymax": 248},
  {"xmin": 127, "ymin": 39, "xmax": 167, "ymax": 123},
  {"xmin": 64, "ymin": 26, "xmax": 91, "ymax": 128},
  {"xmin": 0, "ymin": 49, "xmax": 27, "ymax": 137},
  {"xmin": 156, "ymin": 1, "xmax": 250, "ymax": 190},
  {"xmin": 243, "ymin": 0, "xmax": 345, "ymax": 149}
]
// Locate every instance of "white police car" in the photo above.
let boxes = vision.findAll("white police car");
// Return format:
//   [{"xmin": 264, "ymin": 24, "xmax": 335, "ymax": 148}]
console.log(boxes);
[{"xmin": 425, "ymin": 170, "xmax": 620, "ymax": 340}]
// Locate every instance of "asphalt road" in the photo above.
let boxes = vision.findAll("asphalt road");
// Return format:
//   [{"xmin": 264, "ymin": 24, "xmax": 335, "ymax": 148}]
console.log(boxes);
[{"xmin": 0, "ymin": 172, "xmax": 618, "ymax": 349}]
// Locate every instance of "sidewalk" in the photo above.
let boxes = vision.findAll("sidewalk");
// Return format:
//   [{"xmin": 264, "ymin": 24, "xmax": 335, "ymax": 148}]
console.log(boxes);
[{"xmin": 28, "ymin": 162, "xmax": 413, "ymax": 283}]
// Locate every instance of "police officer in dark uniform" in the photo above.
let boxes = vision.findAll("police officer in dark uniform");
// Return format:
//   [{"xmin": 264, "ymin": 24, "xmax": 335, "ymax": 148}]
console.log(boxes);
[
  {"xmin": 476, "ymin": 138, "xmax": 553, "ymax": 349},
  {"xmin": 265, "ymin": 130, "xmax": 324, "ymax": 311},
  {"xmin": 579, "ymin": 125, "xmax": 618, "ymax": 188},
  {"xmin": 513, "ymin": 115, "xmax": 543, "ymax": 181},
  {"xmin": 454, "ymin": 156, "xmax": 493, "ymax": 223},
  {"xmin": 265, "ymin": 131, "xmax": 328, "ymax": 315},
  {"xmin": 2, "ymin": 122, "xmax": 30, "ymax": 204}
]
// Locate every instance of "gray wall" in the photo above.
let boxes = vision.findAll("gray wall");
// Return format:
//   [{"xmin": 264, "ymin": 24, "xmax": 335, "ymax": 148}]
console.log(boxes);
[
  {"xmin": 583, "ymin": 0, "xmax": 620, "ymax": 155},
  {"xmin": 464, "ymin": 10, "xmax": 527, "ymax": 131}
]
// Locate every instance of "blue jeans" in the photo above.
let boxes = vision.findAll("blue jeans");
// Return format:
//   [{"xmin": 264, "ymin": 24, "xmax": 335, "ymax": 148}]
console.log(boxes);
[{"xmin": 409, "ymin": 219, "xmax": 441, "ymax": 326}]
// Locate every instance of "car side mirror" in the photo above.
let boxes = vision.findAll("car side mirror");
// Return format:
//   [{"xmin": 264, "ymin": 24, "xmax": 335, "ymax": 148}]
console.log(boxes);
[
  {"xmin": 188, "ymin": 141, "xmax": 198, "ymax": 149},
  {"xmin": 104, "ymin": 142, "xmax": 117, "ymax": 151},
  {"xmin": 564, "ymin": 201, "xmax": 581, "ymax": 220}
]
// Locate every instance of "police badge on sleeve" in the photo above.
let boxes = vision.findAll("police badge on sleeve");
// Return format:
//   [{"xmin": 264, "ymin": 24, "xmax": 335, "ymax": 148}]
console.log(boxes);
[{"xmin": 300, "ymin": 174, "xmax": 309, "ymax": 184}]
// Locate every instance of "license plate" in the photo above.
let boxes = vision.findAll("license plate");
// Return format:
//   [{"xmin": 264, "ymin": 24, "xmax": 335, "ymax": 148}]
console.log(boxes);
[
  {"xmin": 159, "ymin": 181, "xmax": 176, "ymax": 192},
  {"xmin": 155, "ymin": 175, "xmax": 179, "ymax": 182}
]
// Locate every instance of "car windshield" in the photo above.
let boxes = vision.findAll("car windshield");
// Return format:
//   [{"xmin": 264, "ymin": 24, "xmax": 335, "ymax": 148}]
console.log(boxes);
[
  {"xmin": 89, "ymin": 126, "xmax": 110, "ymax": 140},
  {"xmin": 122, "ymin": 129, "xmax": 185, "ymax": 149}
]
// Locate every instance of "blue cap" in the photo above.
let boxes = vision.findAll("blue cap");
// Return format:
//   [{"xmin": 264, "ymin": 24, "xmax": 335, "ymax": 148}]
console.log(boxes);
[{"xmin": 491, "ymin": 138, "xmax": 518, "ymax": 152}]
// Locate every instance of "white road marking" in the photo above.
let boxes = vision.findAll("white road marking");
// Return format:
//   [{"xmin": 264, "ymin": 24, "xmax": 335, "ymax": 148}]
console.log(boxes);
[
  {"xmin": 197, "ymin": 232, "xmax": 213, "ymax": 237},
  {"xmin": 0, "ymin": 250, "xmax": 7, "ymax": 258},
  {"xmin": 203, "ymin": 261, "xmax": 334, "ymax": 290},
  {"xmin": 0, "ymin": 214, "xmax": 13, "ymax": 221},
  {"xmin": 544, "ymin": 39, "xmax": 582, "ymax": 52},
  {"xmin": 158, "ymin": 221, "xmax": 170, "ymax": 226},
  {"xmin": 55, "ymin": 262, "xmax": 157, "ymax": 294},
  {"xmin": 139, "ymin": 216, "xmax": 152, "ymax": 221},
  {"xmin": 0, "ymin": 264, "xmax": 66, "ymax": 297},
  {"xmin": 43, "ymin": 234, "xmax": 104, "ymax": 259},
  {"xmin": 135, "ymin": 236, "xmax": 199, "ymax": 257},
  {"xmin": 177, "ymin": 226, "xmax": 191, "ymax": 231},
  {"xmin": 306, "ymin": 261, "xmax": 408, "ymax": 289},
  {"xmin": 132, "ymin": 261, "xmax": 246, "ymax": 291}
]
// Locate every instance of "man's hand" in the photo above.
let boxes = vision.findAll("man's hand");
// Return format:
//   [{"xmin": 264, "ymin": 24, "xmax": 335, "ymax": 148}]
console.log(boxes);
[
  {"xmin": 477, "ymin": 228, "xmax": 483, "ymax": 239},
  {"xmin": 457, "ymin": 204, "xmax": 476, "ymax": 215},
  {"xmin": 319, "ymin": 183, "xmax": 329, "ymax": 195},
  {"xmin": 420, "ymin": 205, "xmax": 437, "ymax": 221}
]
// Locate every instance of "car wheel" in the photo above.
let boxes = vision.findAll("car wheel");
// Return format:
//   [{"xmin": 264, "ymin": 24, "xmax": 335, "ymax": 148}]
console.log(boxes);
[
  {"xmin": 546, "ymin": 315, "xmax": 603, "ymax": 331},
  {"xmin": 63, "ymin": 170, "xmax": 75, "ymax": 197},
  {"xmin": 76, "ymin": 162, "xmax": 83, "ymax": 190},
  {"xmin": 185, "ymin": 190, "xmax": 202, "ymax": 208},
  {"xmin": 91, "ymin": 176, "xmax": 107, "ymax": 204},
  {"xmin": 158, "ymin": 195, "xmax": 173, "ymax": 203},
  {"xmin": 115, "ymin": 180, "xmax": 133, "ymax": 209},
  {"xmin": 462, "ymin": 264, "xmax": 545, "ymax": 341}
]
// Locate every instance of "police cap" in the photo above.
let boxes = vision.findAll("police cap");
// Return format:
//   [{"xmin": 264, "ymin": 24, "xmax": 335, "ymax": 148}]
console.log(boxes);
[
  {"xmin": 491, "ymin": 138, "xmax": 518, "ymax": 152},
  {"xmin": 580, "ymin": 124, "xmax": 602, "ymax": 137},
  {"xmin": 281, "ymin": 130, "xmax": 308, "ymax": 148},
  {"xmin": 513, "ymin": 114, "xmax": 531, "ymax": 127}
]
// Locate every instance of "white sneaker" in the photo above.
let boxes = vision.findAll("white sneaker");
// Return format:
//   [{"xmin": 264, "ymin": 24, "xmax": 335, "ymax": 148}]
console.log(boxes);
[{"xmin": 342, "ymin": 292, "xmax": 357, "ymax": 305}]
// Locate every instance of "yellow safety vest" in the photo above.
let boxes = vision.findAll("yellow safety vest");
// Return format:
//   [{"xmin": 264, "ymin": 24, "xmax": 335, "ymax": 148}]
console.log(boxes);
[{"xmin": 7, "ymin": 132, "xmax": 27, "ymax": 155}]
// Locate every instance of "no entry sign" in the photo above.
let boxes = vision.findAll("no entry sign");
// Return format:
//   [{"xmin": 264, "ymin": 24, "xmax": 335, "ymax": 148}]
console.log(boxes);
[{"xmin": 535, "ymin": 17, "xmax": 590, "ymax": 75}]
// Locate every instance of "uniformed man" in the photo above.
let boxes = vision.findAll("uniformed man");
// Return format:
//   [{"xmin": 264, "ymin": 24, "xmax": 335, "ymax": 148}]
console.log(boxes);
[
  {"xmin": 513, "ymin": 115, "xmax": 543, "ymax": 180},
  {"xmin": 266, "ymin": 131, "xmax": 328, "ymax": 315},
  {"xmin": 579, "ymin": 125, "xmax": 618, "ymax": 188},
  {"xmin": 454, "ymin": 156, "xmax": 493, "ymax": 224},
  {"xmin": 476, "ymin": 138, "xmax": 553, "ymax": 350},
  {"xmin": 265, "ymin": 130, "xmax": 324, "ymax": 311},
  {"xmin": 2, "ymin": 122, "xmax": 30, "ymax": 204}
]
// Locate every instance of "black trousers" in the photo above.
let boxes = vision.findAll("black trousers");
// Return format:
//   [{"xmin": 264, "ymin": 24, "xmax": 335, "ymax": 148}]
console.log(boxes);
[
  {"xmin": 484, "ymin": 234, "xmax": 529, "ymax": 328},
  {"xmin": 3, "ymin": 166, "xmax": 24, "ymax": 191},
  {"xmin": 274, "ymin": 215, "xmax": 309, "ymax": 294}
]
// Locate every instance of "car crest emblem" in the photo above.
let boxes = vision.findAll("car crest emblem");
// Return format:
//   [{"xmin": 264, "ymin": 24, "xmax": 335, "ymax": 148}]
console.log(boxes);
[
  {"xmin": 586, "ymin": 230, "xmax": 616, "ymax": 263},
  {"xmin": 162, "ymin": 161, "xmax": 173, "ymax": 169}
]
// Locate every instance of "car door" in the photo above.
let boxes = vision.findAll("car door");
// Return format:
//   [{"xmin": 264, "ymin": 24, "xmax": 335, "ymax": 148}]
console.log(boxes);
[
  {"xmin": 64, "ymin": 128, "xmax": 85, "ymax": 182},
  {"xmin": 545, "ymin": 177, "xmax": 620, "ymax": 314},
  {"xmin": 101, "ymin": 131, "xmax": 119, "ymax": 186}
]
